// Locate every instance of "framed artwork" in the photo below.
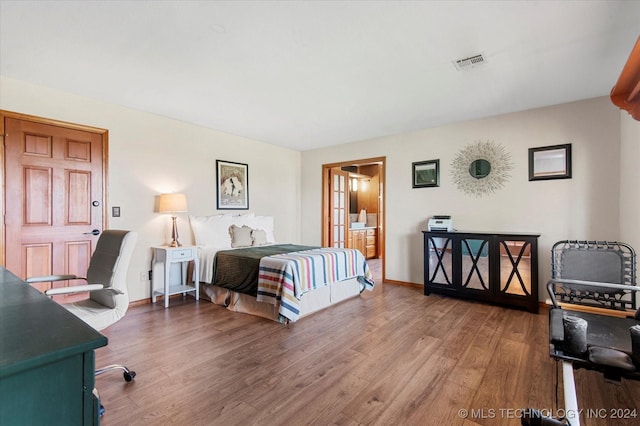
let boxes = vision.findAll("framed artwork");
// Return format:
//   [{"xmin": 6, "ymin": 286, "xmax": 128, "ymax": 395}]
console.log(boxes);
[
  {"xmin": 528, "ymin": 143, "xmax": 572, "ymax": 181},
  {"xmin": 216, "ymin": 160, "xmax": 249, "ymax": 210},
  {"xmin": 412, "ymin": 159, "xmax": 440, "ymax": 188}
]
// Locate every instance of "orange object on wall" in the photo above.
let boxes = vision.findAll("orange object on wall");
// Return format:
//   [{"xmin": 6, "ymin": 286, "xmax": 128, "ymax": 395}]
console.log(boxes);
[{"xmin": 611, "ymin": 37, "xmax": 640, "ymax": 121}]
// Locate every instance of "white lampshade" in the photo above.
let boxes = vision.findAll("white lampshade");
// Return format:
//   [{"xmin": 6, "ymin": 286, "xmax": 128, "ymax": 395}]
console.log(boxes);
[
  {"xmin": 158, "ymin": 193, "xmax": 188, "ymax": 247},
  {"xmin": 158, "ymin": 193, "xmax": 188, "ymax": 213}
]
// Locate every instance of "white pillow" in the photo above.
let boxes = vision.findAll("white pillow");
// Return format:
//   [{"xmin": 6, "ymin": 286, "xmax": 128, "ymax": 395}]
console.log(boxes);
[
  {"xmin": 189, "ymin": 214, "xmax": 233, "ymax": 247},
  {"xmin": 252, "ymin": 215, "xmax": 275, "ymax": 243},
  {"xmin": 231, "ymin": 212, "xmax": 255, "ymax": 227}
]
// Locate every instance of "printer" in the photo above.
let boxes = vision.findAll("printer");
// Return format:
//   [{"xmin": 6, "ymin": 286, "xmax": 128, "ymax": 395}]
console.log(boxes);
[{"xmin": 428, "ymin": 215, "xmax": 453, "ymax": 232}]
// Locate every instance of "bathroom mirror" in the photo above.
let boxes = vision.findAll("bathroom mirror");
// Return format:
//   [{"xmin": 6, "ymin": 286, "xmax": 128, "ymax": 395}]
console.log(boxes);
[{"xmin": 469, "ymin": 159, "xmax": 491, "ymax": 179}]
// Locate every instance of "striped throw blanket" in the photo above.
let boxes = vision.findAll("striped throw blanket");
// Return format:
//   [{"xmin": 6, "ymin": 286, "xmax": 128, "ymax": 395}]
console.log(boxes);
[{"xmin": 256, "ymin": 247, "xmax": 374, "ymax": 322}]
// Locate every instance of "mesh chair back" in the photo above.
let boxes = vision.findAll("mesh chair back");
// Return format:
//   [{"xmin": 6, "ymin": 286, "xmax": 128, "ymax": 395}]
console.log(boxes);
[
  {"xmin": 551, "ymin": 240, "xmax": 636, "ymax": 310},
  {"xmin": 559, "ymin": 249, "xmax": 626, "ymax": 284}
]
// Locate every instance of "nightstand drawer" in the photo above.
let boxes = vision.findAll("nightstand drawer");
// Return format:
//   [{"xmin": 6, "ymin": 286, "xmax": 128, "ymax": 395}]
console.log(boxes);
[
  {"xmin": 366, "ymin": 229, "xmax": 376, "ymax": 236},
  {"xmin": 171, "ymin": 248, "xmax": 194, "ymax": 260},
  {"xmin": 366, "ymin": 236, "xmax": 376, "ymax": 245}
]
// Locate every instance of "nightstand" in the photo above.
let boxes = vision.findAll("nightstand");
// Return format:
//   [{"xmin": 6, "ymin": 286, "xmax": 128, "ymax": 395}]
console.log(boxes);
[{"xmin": 151, "ymin": 246, "xmax": 199, "ymax": 308}]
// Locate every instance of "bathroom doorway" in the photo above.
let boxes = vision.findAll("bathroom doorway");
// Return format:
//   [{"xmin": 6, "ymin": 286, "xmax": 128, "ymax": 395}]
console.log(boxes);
[{"xmin": 322, "ymin": 157, "xmax": 385, "ymax": 282}]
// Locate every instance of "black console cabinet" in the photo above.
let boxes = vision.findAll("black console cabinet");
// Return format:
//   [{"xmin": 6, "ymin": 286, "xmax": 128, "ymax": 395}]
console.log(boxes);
[{"xmin": 422, "ymin": 230, "xmax": 540, "ymax": 313}]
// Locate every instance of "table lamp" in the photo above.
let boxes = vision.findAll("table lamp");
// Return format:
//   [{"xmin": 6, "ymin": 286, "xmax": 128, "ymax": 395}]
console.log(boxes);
[{"xmin": 158, "ymin": 193, "xmax": 188, "ymax": 247}]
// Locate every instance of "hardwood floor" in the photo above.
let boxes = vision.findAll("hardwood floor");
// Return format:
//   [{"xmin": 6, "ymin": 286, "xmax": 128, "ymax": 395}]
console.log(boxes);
[{"xmin": 96, "ymin": 267, "xmax": 639, "ymax": 425}]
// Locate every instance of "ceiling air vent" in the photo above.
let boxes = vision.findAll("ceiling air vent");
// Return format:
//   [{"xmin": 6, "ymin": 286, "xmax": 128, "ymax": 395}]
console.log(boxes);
[{"xmin": 453, "ymin": 53, "xmax": 486, "ymax": 71}]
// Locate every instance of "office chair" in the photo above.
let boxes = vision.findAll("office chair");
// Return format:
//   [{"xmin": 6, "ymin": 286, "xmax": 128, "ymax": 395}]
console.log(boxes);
[{"xmin": 26, "ymin": 229, "xmax": 138, "ymax": 382}]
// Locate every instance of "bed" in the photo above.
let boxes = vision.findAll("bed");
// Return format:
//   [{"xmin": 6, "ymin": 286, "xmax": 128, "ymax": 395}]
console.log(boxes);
[{"xmin": 189, "ymin": 213, "xmax": 374, "ymax": 323}]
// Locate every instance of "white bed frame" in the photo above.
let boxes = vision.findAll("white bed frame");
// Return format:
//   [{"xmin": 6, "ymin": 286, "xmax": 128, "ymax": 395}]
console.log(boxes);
[{"xmin": 202, "ymin": 277, "xmax": 362, "ymax": 322}]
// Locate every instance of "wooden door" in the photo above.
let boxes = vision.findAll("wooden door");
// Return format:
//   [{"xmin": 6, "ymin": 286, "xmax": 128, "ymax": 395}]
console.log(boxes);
[
  {"xmin": 3, "ymin": 115, "xmax": 106, "ymax": 298},
  {"xmin": 329, "ymin": 168, "xmax": 349, "ymax": 248}
]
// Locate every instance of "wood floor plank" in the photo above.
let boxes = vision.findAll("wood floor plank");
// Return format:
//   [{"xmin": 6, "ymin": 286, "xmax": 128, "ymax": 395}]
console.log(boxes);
[
  {"xmin": 339, "ymin": 335, "xmax": 443, "ymax": 425},
  {"xmin": 95, "ymin": 279, "xmax": 640, "ymax": 426}
]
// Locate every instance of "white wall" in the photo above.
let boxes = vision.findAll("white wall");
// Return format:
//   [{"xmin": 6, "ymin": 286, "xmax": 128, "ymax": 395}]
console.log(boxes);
[
  {"xmin": 1, "ymin": 76, "xmax": 302, "ymax": 302},
  {"xmin": 3, "ymin": 75, "xmax": 633, "ymax": 303},
  {"xmin": 619, "ymin": 112, "xmax": 640, "ymax": 253},
  {"xmin": 301, "ymin": 97, "xmax": 624, "ymax": 300}
]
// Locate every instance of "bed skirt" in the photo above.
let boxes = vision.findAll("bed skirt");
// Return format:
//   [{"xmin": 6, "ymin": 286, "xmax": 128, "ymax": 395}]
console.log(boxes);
[{"xmin": 201, "ymin": 277, "xmax": 362, "ymax": 322}]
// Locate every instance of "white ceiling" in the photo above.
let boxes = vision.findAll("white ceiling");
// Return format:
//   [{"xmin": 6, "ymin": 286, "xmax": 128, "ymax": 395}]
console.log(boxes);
[{"xmin": 1, "ymin": 1, "xmax": 638, "ymax": 151}]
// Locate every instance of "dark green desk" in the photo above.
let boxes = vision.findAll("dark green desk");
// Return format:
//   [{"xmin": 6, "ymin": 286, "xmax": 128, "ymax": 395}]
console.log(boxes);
[{"xmin": 0, "ymin": 267, "xmax": 108, "ymax": 425}]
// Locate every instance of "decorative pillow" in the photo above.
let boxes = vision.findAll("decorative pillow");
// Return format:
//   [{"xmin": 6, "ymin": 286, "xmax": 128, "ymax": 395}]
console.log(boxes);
[
  {"xmin": 229, "ymin": 225, "xmax": 253, "ymax": 248},
  {"xmin": 252, "ymin": 229, "xmax": 268, "ymax": 246},
  {"xmin": 189, "ymin": 214, "xmax": 233, "ymax": 247},
  {"xmin": 252, "ymin": 215, "xmax": 275, "ymax": 243}
]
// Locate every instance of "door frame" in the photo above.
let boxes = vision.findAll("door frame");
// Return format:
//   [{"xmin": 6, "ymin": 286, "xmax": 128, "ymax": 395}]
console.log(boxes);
[
  {"xmin": 0, "ymin": 110, "xmax": 109, "ymax": 266},
  {"xmin": 322, "ymin": 156, "xmax": 386, "ymax": 281}
]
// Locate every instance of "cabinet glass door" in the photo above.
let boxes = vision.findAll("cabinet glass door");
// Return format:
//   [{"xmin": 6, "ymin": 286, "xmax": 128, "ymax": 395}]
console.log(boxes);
[
  {"xmin": 426, "ymin": 236, "xmax": 452, "ymax": 286},
  {"xmin": 461, "ymin": 238, "xmax": 490, "ymax": 291},
  {"xmin": 498, "ymin": 240, "xmax": 532, "ymax": 296}
]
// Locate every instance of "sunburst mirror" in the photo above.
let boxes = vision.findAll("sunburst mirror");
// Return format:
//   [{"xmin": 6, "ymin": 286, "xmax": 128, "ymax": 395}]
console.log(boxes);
[{"xmin": 451, "ymin": 140, "xmax": 513, "ymax": 197}]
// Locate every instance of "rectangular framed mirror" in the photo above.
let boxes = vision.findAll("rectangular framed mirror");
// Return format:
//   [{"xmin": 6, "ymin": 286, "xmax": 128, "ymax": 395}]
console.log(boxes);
[
  {"xmin": 412, "ymin": 159, "xmax": 440, "ymax": 188},
  {"xmin": 528, "ymin": 143, "xmax": 572, "ymax": 181}
]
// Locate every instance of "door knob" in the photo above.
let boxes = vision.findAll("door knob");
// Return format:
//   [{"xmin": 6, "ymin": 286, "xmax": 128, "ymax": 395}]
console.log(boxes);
[{"xmin": 84, "ymin": 229, "xmax": 101, "ymax": 236}]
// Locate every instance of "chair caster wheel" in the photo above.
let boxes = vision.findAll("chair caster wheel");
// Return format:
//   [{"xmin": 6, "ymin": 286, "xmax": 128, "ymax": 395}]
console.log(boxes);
[
  {"xmin": 99, "ymin": 404, "xmax": 105, "ymax": 417},
  {"xmin": 124, "ymin": 371, "xmax": 136, "ymax": 382}
]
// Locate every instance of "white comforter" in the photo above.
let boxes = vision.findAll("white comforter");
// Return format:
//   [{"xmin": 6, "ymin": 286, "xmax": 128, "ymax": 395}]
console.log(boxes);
[{"xmin": 197, "ymin": 246, "xmax": 223, "ymax": 283}]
